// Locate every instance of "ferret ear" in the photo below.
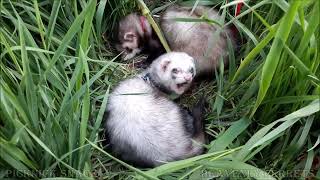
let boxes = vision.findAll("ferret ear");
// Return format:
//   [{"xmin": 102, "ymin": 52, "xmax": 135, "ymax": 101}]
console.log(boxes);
[
  {"xmin": 160, "ymin": 59, "xmax": 171, "ymax": 71},
  {"xmin": 124, "ymin": 32, "xmax": 136, "ymax": 42}
]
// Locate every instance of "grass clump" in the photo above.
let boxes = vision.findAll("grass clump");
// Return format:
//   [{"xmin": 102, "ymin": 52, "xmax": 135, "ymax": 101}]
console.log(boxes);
[{"xmin": 1, "ymin": 0, "xmax": 319, "ymax": 179}]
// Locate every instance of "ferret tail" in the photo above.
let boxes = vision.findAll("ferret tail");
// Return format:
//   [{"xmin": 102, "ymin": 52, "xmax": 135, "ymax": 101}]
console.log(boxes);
[{"xmin": 191, "ymin": 96, "xmax": 206, "ymax": 143}]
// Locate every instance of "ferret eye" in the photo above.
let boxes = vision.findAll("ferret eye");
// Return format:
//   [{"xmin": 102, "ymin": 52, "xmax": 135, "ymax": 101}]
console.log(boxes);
[
  {"xmin": 190, "ymin": 68, "xmax": 194, "ymax": 75},
  {"xmin": 172, "ymin": 68, "xmax": 178, "ymax": 74}
]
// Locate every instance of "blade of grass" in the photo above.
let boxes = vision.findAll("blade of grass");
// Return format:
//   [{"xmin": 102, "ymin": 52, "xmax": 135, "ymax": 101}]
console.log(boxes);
[
  {"xmin": 0, "ymin": 137, "xmax": 37, "ymax": 170},
  {"xmin": 232, "ymin": 14, "xmax": 266, "ymax": 59},
  {"xmin": 308, "ymin": 135, "xmax": 320, "ymax": 152},
  {"xmin": 136, "ymin": 0, "xmax": 171, "ymax": 52},
  {"xmin": 209, "ymin": 118, "xmax": 251, "ymax": 152},
  {"xmin": 33, "ymin": 0, "xmax": 47, "ymax": 49},
  {"xmin": 198, "ymin": 160, "xmax": 275, "ymax": 180},
  {"xmin": 86, "ymin": 139, "xmax": 159, "ymax": 180},
  {"xmin": 88, "ymin": 87, "xmax": 110, "ymax": 143},
  {"xmin": 78, "ymin": 48, "xmax": 91, "ymax": 169},
  {"xmin": 78, "ymin": 0, "xmax": 96, "ymax": 170},
  {"xmin": 39, "ymin": 0, "xmax": 96, "ymax": 85},
  {"xmin": 46, "ymin": 0, "xmax": 61, "ymax": 50},
  {"xmin": 251, "ymin": 100, "xmax": 319, "ymax": 149},
  {"xmin": 303, "ymin": 139, "xmax": 314, "ymax": 179},
  {"xmin": 0, "ymin": 147, "xmax": 35, "ymax": 178},
  {"xmin": 236, "ymin": 99, "xmax": 319, "ymax": 161},
  {"xmin": 80, "ymin": 0, "xmax": 96, "ymax": 51},
  {"xmin": 283, "ymin": 43, "xmax": 319, "ymax": 82},
  {"xmin": 212, "ymin": 58, "xmax": 225, "ymax": 118},
  {"xmin": 0, "ymin": 32, "xmax": 23, "ymax": 74},
  {"xmin": 231, "ymin": 23, "xmax": 278, "ymax": 83},
  {"xmin": 144, "ymin": 147, "xmax": 242, "ymax": 177},
  {"xmin": 25, "ymin": 128, "xmax": 87, "ymax": 178},
  {"xmin": 95, "ymin": 0, "xmax": 107, "ymax": 43},
  {"xmin": 18, "ymin": 17, "xmax": 39, "ymax": 132},
  {"xmin": 262, "ymin": 95, "xmax": 319, "ymax": 105},
  {"xmin": 281, "ymin": 116, "xmax": 314, "ymax": 169},
  {"xmin": 296, "ymin": 0, "xmax": 319, "ymax": 58}
]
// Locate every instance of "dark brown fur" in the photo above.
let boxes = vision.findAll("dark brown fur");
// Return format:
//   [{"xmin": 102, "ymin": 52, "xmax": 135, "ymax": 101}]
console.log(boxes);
[{"xmin": 117, "ymin": 13, "xmax": 164, "ymax": 62}]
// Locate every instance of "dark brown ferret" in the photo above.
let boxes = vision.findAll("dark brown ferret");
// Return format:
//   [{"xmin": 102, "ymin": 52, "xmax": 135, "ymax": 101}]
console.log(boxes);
[{"xmin": 116, "ymin": 13, "xmax": 164, "ymax": 62}]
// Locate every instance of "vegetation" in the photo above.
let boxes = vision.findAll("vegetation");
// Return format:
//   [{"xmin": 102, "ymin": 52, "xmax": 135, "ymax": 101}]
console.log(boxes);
[{"xmin": 0, "ymin": 0, "xmax": 319, "ymax": 179}]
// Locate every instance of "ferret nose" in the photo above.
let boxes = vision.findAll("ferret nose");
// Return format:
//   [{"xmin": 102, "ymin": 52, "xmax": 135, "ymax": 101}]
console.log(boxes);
[{"xmin": 184, "ymin": 76, "xmax": 192, "ymax": 81}]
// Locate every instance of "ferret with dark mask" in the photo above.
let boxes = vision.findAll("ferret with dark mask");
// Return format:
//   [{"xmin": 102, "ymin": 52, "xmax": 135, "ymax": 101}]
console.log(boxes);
[
  {"xmin": 105, "ymin": 52, "xmax": 205, "ymax": 167},
  {"xmin": 116, "ymin": 13, "xmax": 164, "ymax": 62}
]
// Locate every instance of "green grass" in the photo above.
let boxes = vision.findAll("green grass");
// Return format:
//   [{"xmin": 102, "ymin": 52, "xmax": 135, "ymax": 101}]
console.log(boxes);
[{"xmin": 1, "ymin": 0, "xmax": 319, "ymax": 179}]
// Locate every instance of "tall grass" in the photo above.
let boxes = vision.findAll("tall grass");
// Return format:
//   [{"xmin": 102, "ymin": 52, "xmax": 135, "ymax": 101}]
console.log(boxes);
[
  {"xmin": 0, "ymin": 0, "xmax": 319, "ymax": 179},
  {"xmin": 1, "ymin": 0, "xmax": 126, "ymax": 178}
]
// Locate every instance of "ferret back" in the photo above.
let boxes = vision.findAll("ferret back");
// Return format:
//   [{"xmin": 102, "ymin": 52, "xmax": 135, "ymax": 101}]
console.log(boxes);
[{"xmin": 160, "ymin": 5, "xmax": 235, "ymax": 75}]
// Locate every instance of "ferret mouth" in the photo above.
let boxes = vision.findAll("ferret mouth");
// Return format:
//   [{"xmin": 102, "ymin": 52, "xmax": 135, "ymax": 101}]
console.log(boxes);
[{"xmin": 177, "ymin": 82, "xmax": 189, "ymax": 89}]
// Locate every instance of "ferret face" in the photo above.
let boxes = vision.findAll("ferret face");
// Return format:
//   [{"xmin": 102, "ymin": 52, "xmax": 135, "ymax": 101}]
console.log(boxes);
[
  {"xmin": 117, "ymin": 29, "xmax": 141, "ymax": 60},
  {"xmin": 151, "ymin": 52, "xmax": 196, "ymax": 95},
  {"xmin": 117, "ymin": 14, "xmax": 152, "ymax": 60}
]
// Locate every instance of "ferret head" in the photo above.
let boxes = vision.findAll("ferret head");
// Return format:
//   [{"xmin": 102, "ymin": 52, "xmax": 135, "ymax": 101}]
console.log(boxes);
[
  {"xmin": 150, "ymin": 52, "xmax": 196, "ymax": 95},
  {"xmin": 116, "ymin": 13, "xmax": 152, "ymax": 60}
]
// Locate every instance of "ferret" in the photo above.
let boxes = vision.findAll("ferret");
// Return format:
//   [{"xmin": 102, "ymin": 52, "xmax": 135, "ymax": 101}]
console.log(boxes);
[
  {"xmin": 105, "ymin": 52, "xmax": 205, "ymax": 167},
  {"xmin": 160, "ymin": 5, "xmax": 235, "ymax": 76},
  {"xmin": 116, "ymin": 13, "xmax": 164, "ymax": 62},
  {"xmin": 117, "ymin": 6, "xmax": 234, "ymax": 76}
]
